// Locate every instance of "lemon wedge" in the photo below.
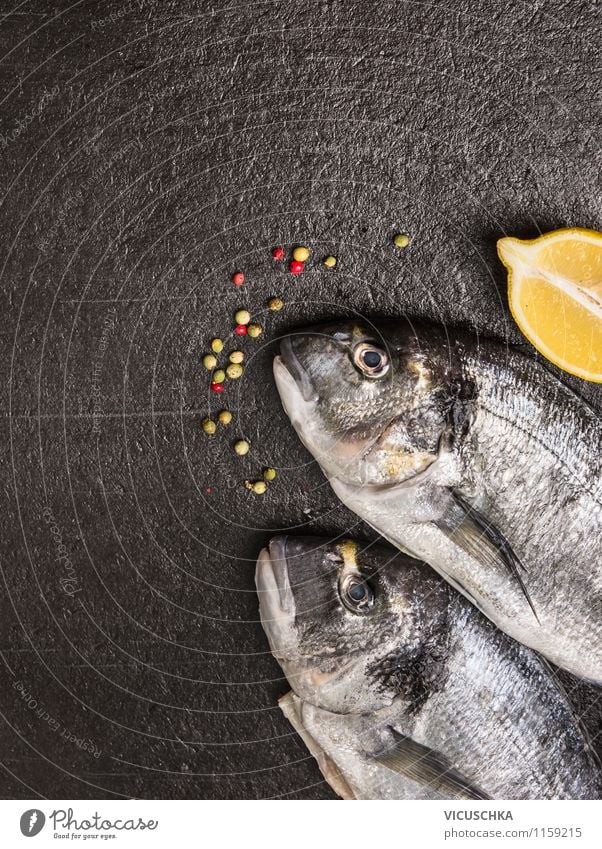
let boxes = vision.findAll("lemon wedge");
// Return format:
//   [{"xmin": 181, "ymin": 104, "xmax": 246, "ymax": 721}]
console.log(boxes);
[{"xmin": 497, "ymin": 228, "xmax": 602, "ymax": 382}]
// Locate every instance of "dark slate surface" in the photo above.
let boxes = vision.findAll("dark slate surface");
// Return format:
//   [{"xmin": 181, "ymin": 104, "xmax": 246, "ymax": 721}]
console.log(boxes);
[{"xmin": 0, "ymin": 0, "xmax": 600, "ymax": 799}]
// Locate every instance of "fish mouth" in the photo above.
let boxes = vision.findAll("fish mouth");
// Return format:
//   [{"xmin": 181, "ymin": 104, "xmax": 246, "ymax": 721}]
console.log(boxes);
[
  {"xmin": 255, "ymin": 536, "xmax": 297, "ymax": 660},
  {"xmin": 278, "ymin": 337, "xmax": 319, "ymax": 403}
]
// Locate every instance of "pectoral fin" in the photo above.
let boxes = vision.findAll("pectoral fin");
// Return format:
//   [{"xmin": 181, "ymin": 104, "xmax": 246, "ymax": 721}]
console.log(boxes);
[
  {"xmin": 435, "ymin": 491, "xmax": 539, "ymax": 622},
  {"xmin": 374, "ymin": 731, "xmax": 490, "ymax": 800}
]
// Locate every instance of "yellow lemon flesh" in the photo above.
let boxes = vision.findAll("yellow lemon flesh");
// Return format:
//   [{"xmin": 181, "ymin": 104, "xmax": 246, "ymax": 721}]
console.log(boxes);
[{"xmin": 497, "ymin": 228, "xmax": 602, "ymax": 383}]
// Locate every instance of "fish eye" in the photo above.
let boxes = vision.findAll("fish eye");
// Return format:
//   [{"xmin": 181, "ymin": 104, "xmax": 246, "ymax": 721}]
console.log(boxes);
[
  {"xmin": 352, "ymin": 342, "xmax": 390, "ymax": 378},
  {"xmin": 339, "ymin": 574, "xmax": 375, "ymax": 614}
]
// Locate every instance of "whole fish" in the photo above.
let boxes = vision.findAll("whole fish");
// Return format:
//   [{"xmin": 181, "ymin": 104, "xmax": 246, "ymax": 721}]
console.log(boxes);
[
  {"xmin": 256, "ymin": 536, "xmax": 601, "ymax": 800},
  {"xmin": 273, "ymin": 319, "xmax": 602, "ymax": 682}
]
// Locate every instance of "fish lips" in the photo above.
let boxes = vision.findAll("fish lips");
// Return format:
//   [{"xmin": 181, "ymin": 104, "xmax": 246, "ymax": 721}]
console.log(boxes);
[
  {"xmin": 256, "ymin": 537, "xmax": 297, "ymax": 661},
  {"xmin": 277, "ymin": 336, "xmax": 319, "ymax": 403}
]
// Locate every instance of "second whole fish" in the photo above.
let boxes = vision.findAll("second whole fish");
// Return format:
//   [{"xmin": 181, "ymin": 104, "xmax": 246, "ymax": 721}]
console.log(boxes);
[{"xmin": 256, "ymin": 536, "xmax": 600, "ymax": 799}]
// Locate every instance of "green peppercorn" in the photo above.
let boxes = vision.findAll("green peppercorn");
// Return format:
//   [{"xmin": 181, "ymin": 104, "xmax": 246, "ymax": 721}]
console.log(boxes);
[
  {"xmin": 247, "ymin": 323, "xmax": 262, "ymax": 338},
  {"xmin": 226, "ymin": 363, "xmax": 243, "ymax": 379},
  {"xmin": 202, "ymin": 418, "xmax": 216, "ymax": 435},
  {"xmin": 202, "ymin": 354, "xmax": 217, "ymax": 370},
  {"xmin": 218, "ymin": 410, "xmax": 232, "ymax": 425},
  {"xmin": 234, "ymin": 309, "xmax": 251, "ymax": 325},
  {"xmin": 263, "ymin": 468, "xmax": 277, "ymax": 481},
  {"xmin": 323, "ymin": 255, "xmax": 337, "ymax": 268},
  {"xmin": 211, "ymin": 338, "xmax": 223, "ymax": 353},
  {"xmin": 234, "ymin": 440, "xmax": 250, "ymax": 455},
  {"xmin": 212, "ymin": 369, "xmax": 226, "ymax": 383},
  {"xmin": 393, "ymin": 233, "xmax": 410, "ymax": 249},
  {"xmin": 229, "ymin": 350, "xmax": 244, "ymax": 364},
  {"xmin": 268, "ymin": 297, "xmax": 284, "ymax": 311}
]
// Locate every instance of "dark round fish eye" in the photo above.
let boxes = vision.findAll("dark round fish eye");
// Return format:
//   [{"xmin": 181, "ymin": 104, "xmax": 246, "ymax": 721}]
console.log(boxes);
[
  {"xmin": 348, "ymin": 582, "xmax": 367, "ymax": 601},
  {"xmin": 352, "ymin": 342, "xmax": 390, "ymax": 378},
  {"xmin": 340, "ymin": 574, "xmax": 375, "ymax": 614},
  {"xmin": 362, "ymin": 350, "xmax": 382, "ymax": 369}
]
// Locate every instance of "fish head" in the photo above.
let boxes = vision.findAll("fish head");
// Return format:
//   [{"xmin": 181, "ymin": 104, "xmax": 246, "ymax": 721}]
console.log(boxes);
[
  {"xmin": 256, "ymin": 535, "xmax": 449, "ymax": 714},
  {"xmin": 274, "ymin": 319, "xmax": 459, "ymax": 486}
]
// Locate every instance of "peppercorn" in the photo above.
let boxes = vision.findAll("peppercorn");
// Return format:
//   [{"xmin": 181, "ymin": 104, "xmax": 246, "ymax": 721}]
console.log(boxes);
[
  {"xmin": 202, "ymin": 418, "xmax": 216, "ymax": 435},
  {"xmin": 234, "ymin": 324, "xmax": 247, "ymax": 335},
  {"xmin": 234, "ymin": 440, "xmax": 250, "ymax": 455},
  {"xmin": 323, "ymin": 255, "xmax": 337, "ymax": 268},
  {"xmin": 234, "ymin": 309, "xmax": 250, "ymax": 325},
  {"xmin": 272, "ymin": 247, "xmax": 285, "ymax": 260},
  {"xmin": 263, "ymin": 468, "xmax": 277, "ymax": 481},
  {"xmin": 293, "ymin": 246, "xmax": 310, "ymax": 262},
  {"xmin": 211, "ymin": 338, "xmax": 223, "ymax": 353},
  {"xmin": 268, "ymin": 297, "xmax": 284, "ymax": 311},
  {"xmin": 218, "ymin": 410, "xmax": 232, "ymax": 425},
  {"xmin": 210, "ymin": 383, "xmax": 224, "ymax": 393},
  {"xmin": 393, "ymin": 233, "xmax": 410, "ymax": 248},
  {"xmin": 229, "ymin": 351, "xmax": 244, "ymax": 364},
  {"xmin": 226, "ymin": 363, "xmax": 243, "ymax": 379},
  {"xmin": 251, "ymin": 480, "xmax": 267, "ymax": 494},
  {"xmin": 247, "ymin": 323, "xmax": 262, "ymax": 338},
  {"xmin": 212, "ymin": 369, "xmax": 226, "ymax": 383},
  {"xmin": 232, "ymin": 272, "xmax": 245, "ymax": 286},
  {"xmin": 290, "ymin": 260, "xmax": 304, "ymax": 274},
  {"xmin": 202, "ymin": 353, "xmax": 217, "ymax": 370}
]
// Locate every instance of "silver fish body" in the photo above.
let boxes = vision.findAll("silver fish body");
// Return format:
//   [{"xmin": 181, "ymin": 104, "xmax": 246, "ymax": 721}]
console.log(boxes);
[
  {"xmin": 273, "ymin": 320, "xmax": 602, "ymax": 681},
  {"xmin": 256, "ymin": 536, "xmax": 600, "ymax": 800}
]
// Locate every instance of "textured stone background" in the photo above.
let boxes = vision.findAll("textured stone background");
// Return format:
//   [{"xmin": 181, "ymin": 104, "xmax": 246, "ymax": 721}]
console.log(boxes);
[{"xmin": 0, "ymin": 0, "xmax": 600, "ymax": 799}]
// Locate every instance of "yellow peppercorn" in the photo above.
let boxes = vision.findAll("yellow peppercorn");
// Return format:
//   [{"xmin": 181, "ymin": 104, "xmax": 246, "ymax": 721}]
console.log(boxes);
[
  {"xmin": 247, "ymin": 323, "xmax": 262, "ymax": 338},
  {"xmin": 234, "ymin": 309, "xmax": 251, "ymax": 325},
  {"xmin": 263, "ymin": 468, "xmax": 277, "ymax": 481},
  {"xmin": 202, "ymin": 354, "xmax": 217, "ymax": 370},
  {"xmin": 218, "ymin": 410, "xmax": 232, "ymax": 425},
  {"xmin": 211, "ymin": 338, "xmax": 223, "ymax": 353},
  {"xmin": 323, "ymin": 255, "xmax": 337, "ymax": 268},
  {"xmin": 226, "ymin": 363, "xmax": 243, "ymax": 379},
  {"xmin": 234, "ymin": 440, "xmax": 250, "ymax": 455},
  {"xmin": 268, "ymin": 297, "xmax": 284, "ymax": 311},
  {"xmin": 393, "ymin": 233, "xmax": 410, "ymax": 249},
  {"xmin": 229, "ymin": 350, "xmax": 244, "ymax": 364},
  {"xmin": 292, "ymin": 245, "xmax": 310, "ymax": 262},
  {"xmin": 202, "ymin": 418, "xmax": 216, "ymax": 435},
  {"xmin": 212, "ymin": 369, "xmax": 225, "ymax": 383}
]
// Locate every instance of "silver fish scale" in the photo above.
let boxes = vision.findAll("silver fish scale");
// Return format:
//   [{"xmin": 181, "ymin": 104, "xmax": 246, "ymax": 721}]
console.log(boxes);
[
  {"xmin": 462, "ymin": 348, "xmax": 602, "ymax": 502},
  {"xmin": 402, "ymin": 612, "xmax": 599, "ymax": 799},
  {"xmin": 459, "ymin": 349, "xmax": 602, "ymax": 654}
]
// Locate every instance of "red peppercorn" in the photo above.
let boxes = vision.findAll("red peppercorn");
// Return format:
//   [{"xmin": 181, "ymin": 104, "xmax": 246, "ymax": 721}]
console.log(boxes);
[
  {"xmin": 232, "ymin": 272, "xmax": 245, "ymax": 286},
  {"xmin": 234, "ymin": 324, "xmax": 248, "ymax": 335},
  {"xmin": 290, "ymin": 260, "xmax": 304, "ymax": 274},
  {"xmin": 272, "ymin": 247, "xmax": 285, "ymax": 261},
  {"xmin": 211, "ymin": 382, "xmax": 225, "ymax": 392}
]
